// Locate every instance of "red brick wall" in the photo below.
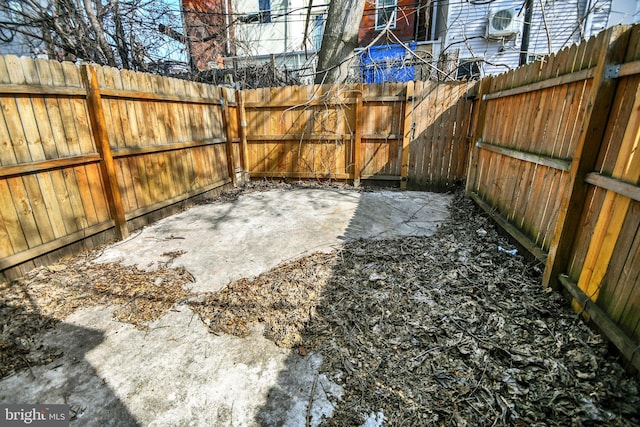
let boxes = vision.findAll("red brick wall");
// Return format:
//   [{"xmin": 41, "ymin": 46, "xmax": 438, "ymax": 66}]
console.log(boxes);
[
  {"xmin": 359, "ymin": 0, "xmax": 418, "ymax": 46},
  {"xmin": 182, "ymin": 0, "xmax": 235, "ymax": 71}
]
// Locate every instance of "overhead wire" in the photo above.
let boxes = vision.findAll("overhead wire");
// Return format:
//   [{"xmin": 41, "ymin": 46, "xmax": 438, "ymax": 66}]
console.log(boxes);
[
  {"xmin": 180, "ymin": 0, "xmax": 429, "ymax": 44},
  {"xmin": 3, "ymin": 0, "xmax": 638, "ymax": 80}
]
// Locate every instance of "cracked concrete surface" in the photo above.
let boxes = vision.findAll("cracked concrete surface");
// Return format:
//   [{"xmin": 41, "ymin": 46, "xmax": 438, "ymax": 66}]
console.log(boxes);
[{"xmin": 0, "ymin": 188, "xmax": 453, "ymax": 426}]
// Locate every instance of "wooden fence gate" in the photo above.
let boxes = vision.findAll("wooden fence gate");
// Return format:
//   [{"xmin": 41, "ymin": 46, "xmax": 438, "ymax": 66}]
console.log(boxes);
[{"xmin": 240, "ymin": 81, "xmax": 475, "ymax": 189}]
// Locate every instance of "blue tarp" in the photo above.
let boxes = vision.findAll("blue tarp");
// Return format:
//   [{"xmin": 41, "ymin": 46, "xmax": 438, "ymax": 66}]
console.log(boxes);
[{"xmin": 360, "ymin": 43, "xmax": 416, "ymax": 84}]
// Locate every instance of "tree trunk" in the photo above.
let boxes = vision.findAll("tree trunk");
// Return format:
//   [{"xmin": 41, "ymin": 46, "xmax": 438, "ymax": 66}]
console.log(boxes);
[
  {"xmin": 314, "ymin": 0, "xmax": 365, "ymax": 84},
  {"xmin": 82, "ymin": 0, "xmax": 117, "ymax": 66},
  {"xmin": 112, "ymin": 0, "xmax": 130, "ymax": 69}
]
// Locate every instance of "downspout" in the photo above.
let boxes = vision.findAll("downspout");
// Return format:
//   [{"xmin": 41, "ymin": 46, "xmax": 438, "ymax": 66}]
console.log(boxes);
[
  {"xmin": 430, "ymin": 0, "xmax": 438, "ymax": 41},
  {"xmin": 224, "ymin": 0, "xmax": 232, "ymax": 54},
  {"xmin": 519, "ymin": 0, "xmax": 534, "ymax": 66},
  {"xmin": 284, "ymin": 0, "xmax": 289, "ymax": 53},
  {"xmin": 414, "ymin": 1, "xmax": 421, "ymax": 41}
]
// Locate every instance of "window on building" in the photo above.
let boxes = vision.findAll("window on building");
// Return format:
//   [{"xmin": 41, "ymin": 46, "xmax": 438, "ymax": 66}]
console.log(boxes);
[
  {"xmin": 456, "ymin": 59, "xmax": 481, "ymax": 80},
  {"xmin": 375, "ymin": 0, "xmax": 397, "ymax": 30},
  {"xmin": 259, "ymin": 0, "xmax": 271, "ymax": 23},
  {"xmin": 240, "ymin": 0, "xmax": 271, "ymax": 24},
  {"xmin": 313, "ymin": 14, "xmax": 325, "ymax": 51},
  {"xmin": 527, "ymin": 53, "xmax": 545, "ymax": 64}
]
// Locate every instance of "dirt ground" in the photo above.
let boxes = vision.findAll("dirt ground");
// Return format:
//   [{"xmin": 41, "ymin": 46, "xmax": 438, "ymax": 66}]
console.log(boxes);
[{"xmin": 1, "ymin": 182, "xmax": 639, "ymax": 426}]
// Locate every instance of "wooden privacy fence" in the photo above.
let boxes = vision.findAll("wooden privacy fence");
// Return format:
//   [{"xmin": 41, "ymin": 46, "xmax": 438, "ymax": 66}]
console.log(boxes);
[
  {"xmin": 0, "ymin": 55, "xmax": 241, "ymax": 281},
  {"xmin": 1, "ymin": 25, "xmax": 640, "ymax": 372},
  {"xmin": 466, "ymin": 25, "xmax": 640, "ymax": 371},
  {"xmin": 241, "ymin": 80, "xmax": 474, "ymax": 188},
  {"xmin": 0, "ymin": 55, "xmax": 473, "ymax": 281}
]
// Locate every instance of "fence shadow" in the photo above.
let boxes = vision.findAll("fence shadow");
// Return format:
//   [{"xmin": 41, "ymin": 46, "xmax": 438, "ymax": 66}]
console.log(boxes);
[
  {"xmin": 0, "ymin": 281, "xmax": 140, "ymax": 426},
  {"xmin": 254, "ymin": 188, "xmax": 452, "ymax": 425}
]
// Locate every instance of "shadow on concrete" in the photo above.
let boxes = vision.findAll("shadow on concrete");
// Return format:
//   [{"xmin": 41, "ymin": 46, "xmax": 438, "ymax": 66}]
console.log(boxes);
[
  {"xmin": 254, "ymin": 188, "xmax": 452, "ymax": 426},
  {"xmin": 339, "ymin": 190, "xmax": 453, "ymax": 242},
  {"xmin": 0, "ymin": 281, "xmax": 140, "ymax": 426},
  {"xmin": 253, "ymin": 277, "xmax": 349, "ymax": 425}
]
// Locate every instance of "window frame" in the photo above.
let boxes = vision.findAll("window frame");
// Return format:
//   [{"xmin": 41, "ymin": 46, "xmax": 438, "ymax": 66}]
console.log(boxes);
[
  {"xmin": 258, "ymin": 0, "xmax": 271, "ymax": 24},
  {"xmin": 527, "ymin": 53, "xmax": 545, "ymax": 64},
  {"xmin": 456, "ymin": 58, "xmax": 482, "ymax": 81},
  {"xmin": 375, "ymin": 0, "xmax": 397, "ymax": 30}
]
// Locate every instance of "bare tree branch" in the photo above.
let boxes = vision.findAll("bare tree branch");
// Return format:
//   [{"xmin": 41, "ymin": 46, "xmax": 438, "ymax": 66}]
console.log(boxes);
[{"xmin": 0, "ymin": 0, "xmax": 184, "ymax": 73}]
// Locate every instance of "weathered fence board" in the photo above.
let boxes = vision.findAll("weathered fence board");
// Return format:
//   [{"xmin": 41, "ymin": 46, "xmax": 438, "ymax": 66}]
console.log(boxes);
[
  {"xmin": 242, "ymin": 84, "xmax": 358, "ymax": 179},
  {"xmin": 566, "ymin": 39, "xmax": 640, "ymax": 348},
  {"xmin": 0, "ymin": 55, "xmax": 109, "ymax": 275},
  {"xmin": 467, "ymin": 32, "xmax": 598, "ymax": 254},
  {"xmin": 408, "ymin": 80, "xmax": 474, "ymax": 188}
]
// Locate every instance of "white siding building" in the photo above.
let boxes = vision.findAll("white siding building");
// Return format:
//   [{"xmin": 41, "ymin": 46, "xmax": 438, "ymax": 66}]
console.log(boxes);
[
  {"xmin": 434, "ymin": 0, "xmax": 640, "ymax": 78},
  {"xmin": 227, "ymin": 0, "xmax": 326, "ymax": 82}
]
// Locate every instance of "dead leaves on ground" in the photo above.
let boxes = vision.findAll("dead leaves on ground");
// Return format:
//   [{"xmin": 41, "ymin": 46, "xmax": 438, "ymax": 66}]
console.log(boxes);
[
  {"xmin": 188, "ymin": 193, "xmax": 640, "ymax": 426},
  {"xmin": 189, "ymin": 252, "xmax": 336, "ymax": 348},
  {"xmin": 0, "ymin": 251, "xmax": 193, "ymax": 378}
]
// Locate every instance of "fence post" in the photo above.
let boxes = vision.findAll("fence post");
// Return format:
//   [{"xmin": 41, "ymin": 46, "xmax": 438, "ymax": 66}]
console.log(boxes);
[
  {"xmin": 465, "ymin": 77, "xmax": 492, "ymax": 196},
  {"xmin": 81, "ymin": 64, "xmax": 128, "ymax": 240},
  {"xmin": 543, "ymin": 26, "xmax": 631, "ymax": 289},
  {"xmin": 400, "ymin": 81, "xmax": 414, "ymax": 190},
  {"xmin": 220, "ymin": 87, "xmax": 237, "ymax": 187},
  {"xmin": 353, "ymin": 84, "xmax": 363, "ymax": 186},
  {"xmin": 235, "ymin": 90, "xmax": 249, "ymax": 180}
]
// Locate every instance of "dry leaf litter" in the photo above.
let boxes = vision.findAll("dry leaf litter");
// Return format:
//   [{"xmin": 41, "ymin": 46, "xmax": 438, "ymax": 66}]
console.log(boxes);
[
  {"xmin": 189, "ymin": 252, "xmax": 336, "ymax": 348},
  {"xmin": 1, "ymin": 184, "xmax": 639, "ymax": 426},
  {"xmin": 191, "ymin": 192, "xmax": 640, "ymax": 426},
  {"xmin": 1, "ymin": 250, "xmax": 192, "ymax": 378},
  {"xmin": 0, "ymin": 180, "xmax": 347, "ymax": 379}
]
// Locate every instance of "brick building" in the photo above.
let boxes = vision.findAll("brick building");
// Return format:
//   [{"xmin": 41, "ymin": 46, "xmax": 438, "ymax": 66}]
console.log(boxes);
[
  {"xmin": 359, "ymin": 0, "xmax": 429, "ymax": 47},
  {"xmin": 182, "ymin": 0, "xmax": 235, "ymax": 71}
]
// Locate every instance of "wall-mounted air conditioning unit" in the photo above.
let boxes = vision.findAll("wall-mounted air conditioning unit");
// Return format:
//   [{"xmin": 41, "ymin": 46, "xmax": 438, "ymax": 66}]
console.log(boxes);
[{"xmin": 486, "ymin": 8, "xmax": 521, "ymax": 39}]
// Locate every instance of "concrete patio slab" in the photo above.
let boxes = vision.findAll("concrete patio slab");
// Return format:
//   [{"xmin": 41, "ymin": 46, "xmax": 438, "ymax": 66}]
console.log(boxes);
[{"xmin": 0, "ymin": 187, "xmax": 453, "ymax": 426}]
